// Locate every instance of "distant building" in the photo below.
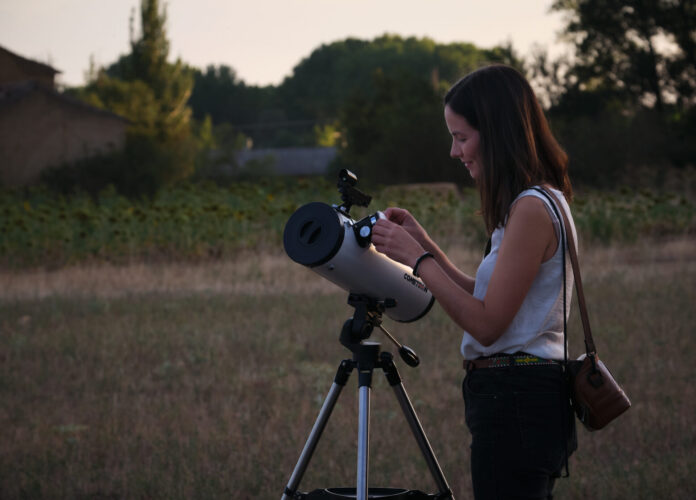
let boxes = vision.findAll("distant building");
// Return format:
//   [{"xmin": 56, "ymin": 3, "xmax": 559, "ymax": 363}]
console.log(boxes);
[
  {"xmin": 0, "ymin": 45, "xmax": 58, "ymax": 88},
  {"xmin": 235, "ymin": 146, "xmax": 337, "ymax": 176},
  {"xmin": 0, "ymin": 45, "xmax": 126, "ymax": 187}
]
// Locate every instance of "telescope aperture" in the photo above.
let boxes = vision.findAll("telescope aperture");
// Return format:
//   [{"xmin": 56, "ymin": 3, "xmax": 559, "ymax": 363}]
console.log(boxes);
[{"xmin": 283, "ymin": 202, "xmax": 345, "ymax": 267}]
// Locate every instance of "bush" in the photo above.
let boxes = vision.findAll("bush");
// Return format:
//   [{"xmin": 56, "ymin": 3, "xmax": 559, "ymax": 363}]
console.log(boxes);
[
  {"xmin": 40, "ymin": 134, "xmax": 194, "ymax": 199},
  {"xmin": 548, "ymin": 100, "xmax": 696, "ymax": 188}
]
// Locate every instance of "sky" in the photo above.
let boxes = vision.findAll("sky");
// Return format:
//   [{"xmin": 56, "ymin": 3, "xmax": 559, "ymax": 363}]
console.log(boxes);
[{"xmin": 0, "ymin": 0, "xmax": 568, "ymax": 88}]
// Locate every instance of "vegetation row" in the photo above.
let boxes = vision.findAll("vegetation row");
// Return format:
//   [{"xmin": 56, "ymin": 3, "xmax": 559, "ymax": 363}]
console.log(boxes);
[{"xmin": 2, "ymin": 179, "xmax": 694, "ymax": 268}]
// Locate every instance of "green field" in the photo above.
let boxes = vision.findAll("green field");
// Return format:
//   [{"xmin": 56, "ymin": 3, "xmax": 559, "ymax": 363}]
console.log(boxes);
[{"xmin": 1, "ymin": 180, "xmax": 696, "ymax": 498}]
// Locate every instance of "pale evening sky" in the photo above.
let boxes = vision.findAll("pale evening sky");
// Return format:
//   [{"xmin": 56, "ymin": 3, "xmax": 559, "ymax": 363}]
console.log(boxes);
[{"xmin": 0, "ymin": 0, "xmax": 567, "ymax": 87}]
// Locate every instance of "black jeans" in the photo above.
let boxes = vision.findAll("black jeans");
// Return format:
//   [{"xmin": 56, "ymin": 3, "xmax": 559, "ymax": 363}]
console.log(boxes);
[{"xmin": 462, "ymin": 363, "xmax": 577, "ymax": 500}]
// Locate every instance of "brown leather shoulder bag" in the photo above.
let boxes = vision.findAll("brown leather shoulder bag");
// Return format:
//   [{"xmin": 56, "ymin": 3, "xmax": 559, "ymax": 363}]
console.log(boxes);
[{"xmin": 535, "ymin": 187, "xmax": 631, "ymax": 431}]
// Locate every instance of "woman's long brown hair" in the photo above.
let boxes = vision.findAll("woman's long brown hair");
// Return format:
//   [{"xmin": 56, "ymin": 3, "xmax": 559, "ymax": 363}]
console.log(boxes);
[{"xmin": 444, "ymin": 64, "xmax": 572, "ymax": 235}]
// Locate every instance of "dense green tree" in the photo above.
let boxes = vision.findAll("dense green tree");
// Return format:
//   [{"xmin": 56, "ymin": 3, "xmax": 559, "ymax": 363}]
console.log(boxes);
[
  {"xmin": 335, "ymin": 69, "xmax": 457, "ymax": 185},
  {"xmin": 185, "ymin": 35, "xmax": 522, "ymax": 150},
  {"xmin": 188, "ymin": 64, "xmax": 306, "ymax": 148},
  {"xmin": 279, "ymin": 34, "xmax": 521, "ymax": 122},
  {"xmin": 75, "ymin": 0, "xmax": 195, "ymax": 191},
  {"xmin": 188, "ymin": 65, "xmax": 277, "ymax": 126},
  {"xmin": 331, "ymin": 37, "xmax": 522, "ymax": 184}
]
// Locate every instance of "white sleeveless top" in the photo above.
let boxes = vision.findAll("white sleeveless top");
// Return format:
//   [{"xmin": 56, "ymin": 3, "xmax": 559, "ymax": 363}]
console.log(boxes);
[{"xmin": 460, "ymin": 187, "xmax": 577, "ymax": 361}]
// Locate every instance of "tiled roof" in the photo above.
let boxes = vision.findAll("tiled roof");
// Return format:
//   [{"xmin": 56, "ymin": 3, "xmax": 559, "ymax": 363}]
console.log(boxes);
[
  {"xmin": 0, "ymin": 44, "xmax": 60, "ymax": 77},
  {"xmin": 0, "ymin": 80, "xmax": 127, "ymax": 122}
]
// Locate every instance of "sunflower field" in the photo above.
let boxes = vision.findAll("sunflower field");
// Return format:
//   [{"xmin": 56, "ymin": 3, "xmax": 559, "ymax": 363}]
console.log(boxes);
[{"xmin": 1, "ymin": 178, "xmax": 694, "ymax": 268}]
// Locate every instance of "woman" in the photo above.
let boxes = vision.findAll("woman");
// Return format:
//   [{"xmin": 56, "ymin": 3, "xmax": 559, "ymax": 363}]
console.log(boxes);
[{"xmin": 371, "ymin": 64, "xmax": 577, "ymax": 499}]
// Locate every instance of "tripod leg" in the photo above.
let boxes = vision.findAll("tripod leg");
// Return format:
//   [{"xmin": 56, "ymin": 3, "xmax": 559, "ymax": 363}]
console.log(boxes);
[
  {"xmin": 281, "ymin": 360, "xmax": 353, "ymax": 500},
  {"xmin": 381, "ymin": 353, "xmax": 454, "ymax": 499},
  {"xmin": 357, "ymin": 383, "xmax": 371, "ymax": 500}
]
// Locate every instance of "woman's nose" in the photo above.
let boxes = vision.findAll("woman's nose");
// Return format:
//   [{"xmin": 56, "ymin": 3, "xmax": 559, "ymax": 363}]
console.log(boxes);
[{"xmin": 450, "ymin": 141, "xmax": 459, "ymax": 159}]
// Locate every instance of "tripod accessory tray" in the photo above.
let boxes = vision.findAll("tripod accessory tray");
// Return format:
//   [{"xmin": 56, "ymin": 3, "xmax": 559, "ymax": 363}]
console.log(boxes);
[{"xmin": 301, "ymin": 486, "xmax": 440, "ymax": 498}]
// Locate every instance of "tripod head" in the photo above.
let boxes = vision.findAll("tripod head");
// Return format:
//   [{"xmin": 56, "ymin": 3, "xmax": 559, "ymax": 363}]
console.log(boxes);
[{"xmin": 340, "ymin": 294, "xmax": 420, "ymax": 367}]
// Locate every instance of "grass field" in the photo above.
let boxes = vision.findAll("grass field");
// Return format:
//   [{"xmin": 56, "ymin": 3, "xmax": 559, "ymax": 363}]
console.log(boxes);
[{"xmin": 1, "ymin": 235, "xmax": 695, "ymax": 499}]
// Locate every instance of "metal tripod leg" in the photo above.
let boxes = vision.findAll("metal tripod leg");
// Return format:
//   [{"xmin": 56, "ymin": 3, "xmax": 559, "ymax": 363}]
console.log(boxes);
[
  {"xmin": 381, "ymin": 353, "xmax": 454, "ymax": 498},
  {"xmin": 281, "ymin": 360, "xmax": 353, "ymax": 500},
  {"xmin": 354, "ymin": 341, "xmax": 380, "ymax": 500},
  {"xmin": 357, "ymin": 384, "xmax": 370, "ymax": 500}
]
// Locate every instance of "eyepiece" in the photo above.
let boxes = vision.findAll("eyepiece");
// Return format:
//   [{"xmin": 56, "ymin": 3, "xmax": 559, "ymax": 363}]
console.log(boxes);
[
  {"xmin": 338, "ymin": 169, "xmax": 357, "ymax": 186},
  {"xmin": 337, "ymin": 169, "xmax": 371, "ymax": 213}
]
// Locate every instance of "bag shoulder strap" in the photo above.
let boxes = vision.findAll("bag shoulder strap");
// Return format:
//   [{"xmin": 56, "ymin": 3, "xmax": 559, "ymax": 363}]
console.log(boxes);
[{"xmin": 532, "ymin": 186, "xmax": 597, "ymax": 354}]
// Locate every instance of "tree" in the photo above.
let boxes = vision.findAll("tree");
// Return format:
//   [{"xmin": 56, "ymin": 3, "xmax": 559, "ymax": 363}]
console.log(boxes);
[
  {"xmin": 188, "ymin": 65, "xmax": 277, "ymax": 126},
  {"xmin": 278, "ymin": 35, "xmax": 522, "ymax": 123},
  {"xmin": 76, "ymin": 0, "xmax": 195, "ymax": 191},
  {"xmin": 532, "ymin": 1, "xmax": 696, "ymax": 187},
  {"xmin": 331, "ymin": 37, "xmax": 522, "ymax": 185},
  {"xmin": 185, "ymin": 34, "xmax": 523, "ymax": 151},
  {"xmin": 337, "ymin": 70, "xmax": 465, "ymax": 185},
  {"xmin": 187, "ymin": 65, "xmax": 281, "ymax": 148},
  {"xmin": 551, "ymin": 0, "xmax": 696, "ymax": 112}
]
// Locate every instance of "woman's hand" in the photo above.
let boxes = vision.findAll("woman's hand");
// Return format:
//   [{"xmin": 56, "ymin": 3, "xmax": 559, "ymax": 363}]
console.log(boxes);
[
  {"xmin": 371, "ymin": 216, "xmax": 425, "ymax": 268},
  {"xmin": 382, "ymin": 207, "xmax": 431, "ymax": 249}
]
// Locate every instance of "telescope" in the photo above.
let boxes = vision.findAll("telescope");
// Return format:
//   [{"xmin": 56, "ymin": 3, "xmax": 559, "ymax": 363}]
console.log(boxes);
[
  {"xmin": 280, "ymin": 170, "xmax": 453, "ymax": 500},
  {"xmin": 283, "ymin": 169, "xmax": 435, "ymax": 323}
]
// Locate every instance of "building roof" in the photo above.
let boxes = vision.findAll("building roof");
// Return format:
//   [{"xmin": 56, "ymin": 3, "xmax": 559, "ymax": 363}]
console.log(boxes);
[
  {"xmin": 0, "ymin": 80, "xmax": 127, "ymax": 122},
  {"xmin": 0, "ymin": 45, "xmax": 60, "ymax": 79},
  {"xmin": 236, "ymin": 147, "xmax": 337, "ymax": 175}
]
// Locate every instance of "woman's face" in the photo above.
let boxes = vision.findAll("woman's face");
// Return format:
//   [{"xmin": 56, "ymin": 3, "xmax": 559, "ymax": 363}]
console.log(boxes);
[{"xmin": 444, "ymin": 105, "xmax": 481, "ymax": 180}]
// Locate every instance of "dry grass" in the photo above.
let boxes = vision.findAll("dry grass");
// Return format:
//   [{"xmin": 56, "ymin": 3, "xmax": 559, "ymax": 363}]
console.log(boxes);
[
  {"xmin": 1, "ymin": 238, "xmax": 695, "ymax": 498},
  {"xmin": 0, "ymin": 251, "xmax": 336, "ymax": 301},
  {"xmin": 0, "ymin": 244, "xmax": 486, "ymax": 302}
]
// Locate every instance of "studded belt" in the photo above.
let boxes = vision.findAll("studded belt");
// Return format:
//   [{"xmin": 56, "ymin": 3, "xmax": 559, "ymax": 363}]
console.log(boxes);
[{"xmin": 463, "ymin": 353, "xmax": 560, "ymax": 371}]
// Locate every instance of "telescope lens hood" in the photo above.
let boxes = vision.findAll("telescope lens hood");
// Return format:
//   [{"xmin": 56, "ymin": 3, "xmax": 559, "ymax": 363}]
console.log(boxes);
[{"xmin": 283, "ymin": 202, "xmax": 345, "ymax": 267}]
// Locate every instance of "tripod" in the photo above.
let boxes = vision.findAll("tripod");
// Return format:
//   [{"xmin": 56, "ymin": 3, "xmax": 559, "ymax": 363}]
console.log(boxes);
[{"xmin": 281, "ymin": 295, "xmax": 454, "ymax": 500}]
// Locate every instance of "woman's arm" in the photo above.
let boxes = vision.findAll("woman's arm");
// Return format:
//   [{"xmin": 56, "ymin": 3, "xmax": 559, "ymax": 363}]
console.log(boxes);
[
  {"xmin": 372, "ymin": 197, "xmax": 556, "ymax": 346},
  {"xmin": 381, "ymin": 207, "xmax": 475, "ymax": 293}
]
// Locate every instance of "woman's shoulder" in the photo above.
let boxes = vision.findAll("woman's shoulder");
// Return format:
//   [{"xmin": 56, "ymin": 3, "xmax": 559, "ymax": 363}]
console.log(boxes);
[
  {"xmin": 514, "ymin": 184, "xmax": 560, "ymax": 200},
  {"xmin": 508, "ymin": 193, "xmax": 551, "ymax": 223},
  {"xmin": 506, "ymin": 186, "xmax": 561, "ymax": 236},
  {"xmin": 512, "ymin": 185, "xmax": 565, "ymax": 215}
]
